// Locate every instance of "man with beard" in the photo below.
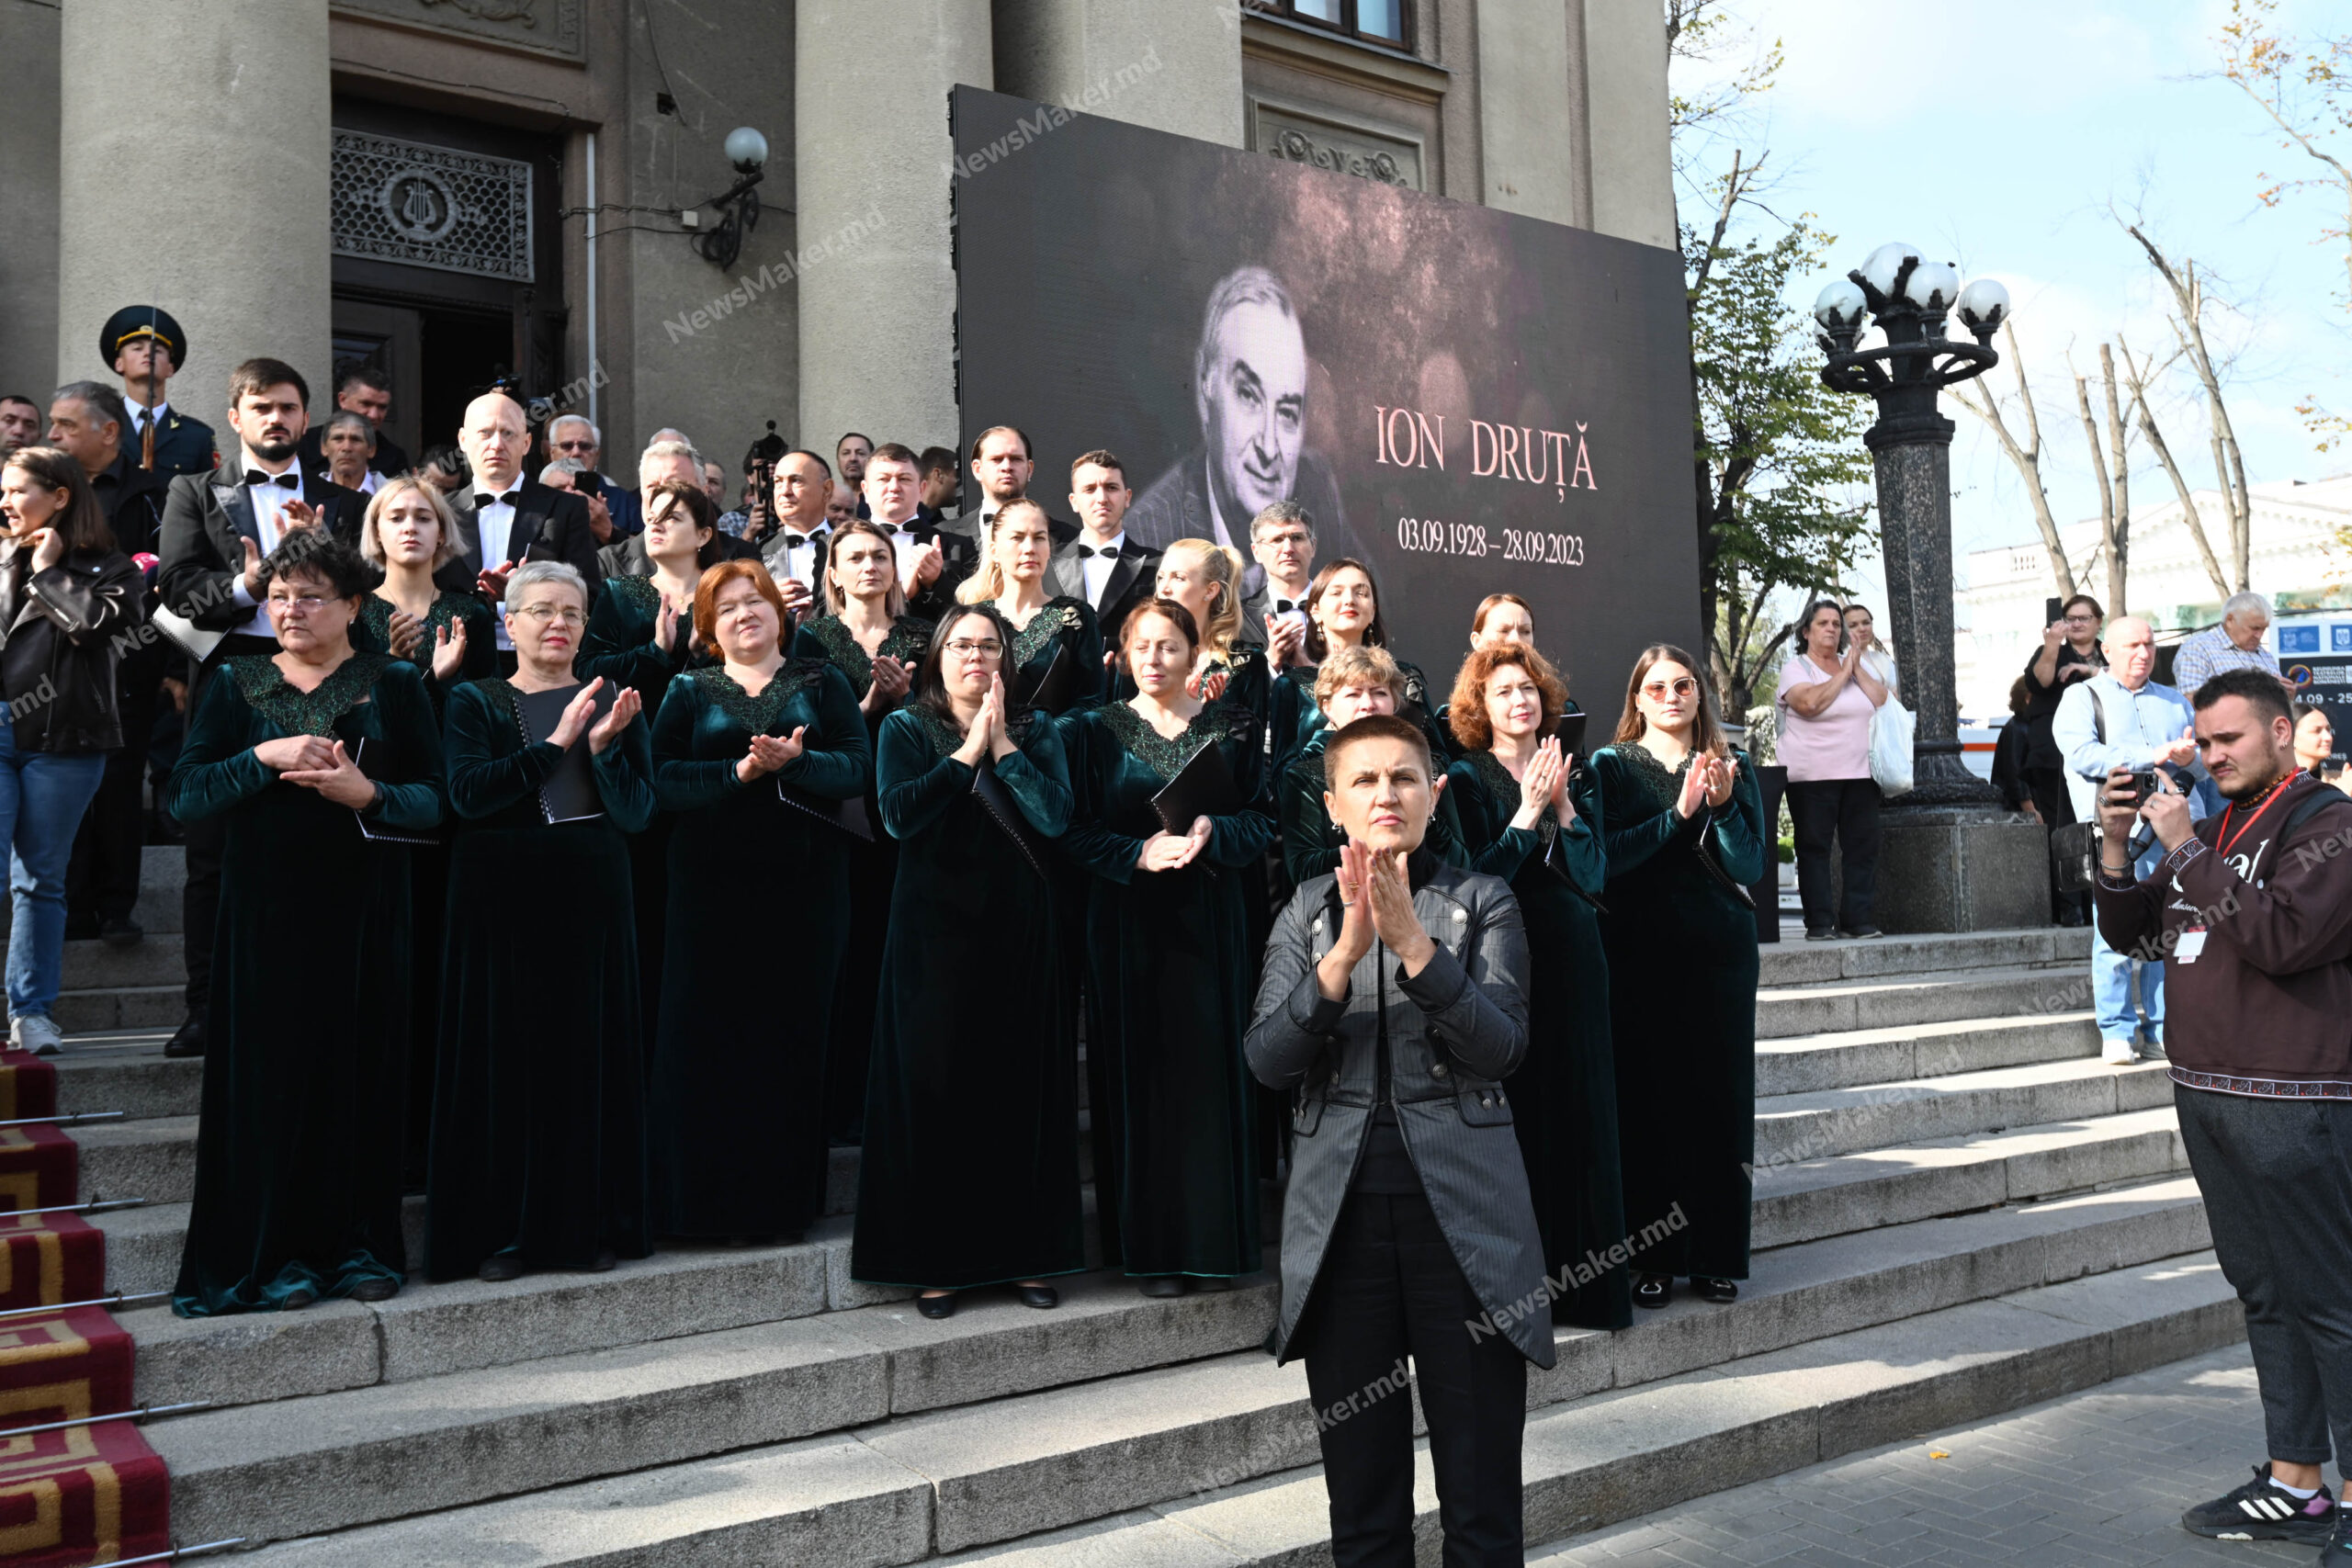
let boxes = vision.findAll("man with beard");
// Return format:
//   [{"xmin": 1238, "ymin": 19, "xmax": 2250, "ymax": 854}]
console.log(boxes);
[
  {"xmin": 155, "ymin": 357, "xmax": 369, "ymax": 1057},
  {"xmin": 1127, "ymin": 266, "xmax": 1357, "ymax": 561}
]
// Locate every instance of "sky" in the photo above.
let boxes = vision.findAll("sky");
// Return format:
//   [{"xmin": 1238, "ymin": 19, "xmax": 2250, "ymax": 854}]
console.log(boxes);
[{"xmin": 1672, "ymin": 0, "xmax": 2352, "ymax": 604}]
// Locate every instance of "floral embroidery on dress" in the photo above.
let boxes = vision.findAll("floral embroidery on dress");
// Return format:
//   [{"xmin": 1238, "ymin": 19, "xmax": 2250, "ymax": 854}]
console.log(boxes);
[
  {"xmin": 688, "ymin": 660, "xmax": 822, "ymax": 732},
  {"xmin": 804, "ymin": 614, "xmax": 933, "ymax": 697},
  {"xmin": 1100, "ymin": 699, "xmax": 1246, "ymax": 782},
  {"xmin": 359, "ymin": 594, "xmax": 471, "ymax": 662},
  {"xmin": 605, "ymin": 575, "xmax": 663, "ymax": 615},
  {"xmin": 228, "ymin": 652, "xmax": 394, "ymax": 736},
  {"xmin": 1472, "ymin": 748, "xmax": 1559, "ymax": 852},
  {"xmin": 1010, "ymin": 597, "xmax": 1083, "ymax": 669}
]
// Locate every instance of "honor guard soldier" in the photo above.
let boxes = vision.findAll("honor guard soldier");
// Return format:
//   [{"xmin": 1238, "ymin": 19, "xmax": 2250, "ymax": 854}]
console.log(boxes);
[{"xmin": 101, "ymin": 306, "xmax": 218, "ymax": 479}]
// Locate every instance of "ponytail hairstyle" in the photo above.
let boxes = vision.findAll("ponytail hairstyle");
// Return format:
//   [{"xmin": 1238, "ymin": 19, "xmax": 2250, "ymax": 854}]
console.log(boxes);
[
  {"xmin": 956, "ymin": 497, "xmax": 1051, "ymax": 605},
  {"xmin": 1161, "ymin": 536, "xmax": 1246, "ymax": 656}
]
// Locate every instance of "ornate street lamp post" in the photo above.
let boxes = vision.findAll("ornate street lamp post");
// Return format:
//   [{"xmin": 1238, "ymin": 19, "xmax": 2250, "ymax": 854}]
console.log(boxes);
[{"xmin": 1813, "ymin": 245, "xmax": 2012, "ymax": 805}]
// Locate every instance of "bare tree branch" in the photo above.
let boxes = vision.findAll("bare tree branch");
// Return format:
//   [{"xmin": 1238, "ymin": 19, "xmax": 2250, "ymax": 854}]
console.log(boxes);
[
  {"xmin": 2070, "ymin": 348, "xmax": 2126, "ymax": 615},
  {"xmin": 2116, "ymin": 334, "xmax": 2232, "ymax": 601},
  {"xmin": 2127, "ymin": 223, "xmax": 2253, "ymax": 590},
  {"xmin": 1949, "ymin": 321, "xmax": 2078, "ymax": 597}
]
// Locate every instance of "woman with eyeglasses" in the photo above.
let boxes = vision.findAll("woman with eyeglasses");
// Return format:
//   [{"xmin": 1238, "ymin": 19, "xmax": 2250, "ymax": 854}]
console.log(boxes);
[
  {"xmin": 650, "ymin": 560, "xmax": 870, "ymax": 1243},
  {"xmin": 1776, "ymin": 599, "xmax": 1889, "ymax": 941},
  {"xmin": 792, "ymin": 519, "xmax": 935, "ymax": 1147},
  {"xmin": 1590, "ymin": 646, "xmax": 1763, "ymax": 1311},
  {"xmin": 851, "ymin": 604, "xmax": 1081, "ymax": 1317},
  {"xmin": 957, "ymin": 499, "xmax": 1102, "ymax": 715},
  {"xmin": 356, "ymin": 476, "xmax": 496, "ymax": 709},
  {"xmin": 1062, "ymin": 599, "xmax": 1277, "ymax": 1296},
  {"xmin": 428, "ymin": 561, "xmax": 655, "ymax": 1282},
  {"xmin": 168, "ymin": 535, "xmax": 446, "ymax": 1314},
  {"xmin": 1271, "ymin": 558, "xmax": 1444, "ymax": 773},
  {"xmin": 1443, "ymin": 643, "xmax": 1629, "ymax": 1329}
]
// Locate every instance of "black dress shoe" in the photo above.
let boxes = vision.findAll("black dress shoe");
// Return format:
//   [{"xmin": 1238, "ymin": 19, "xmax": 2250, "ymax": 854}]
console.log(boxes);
[
  {"xmin": 1692, "ymin": 1276, "xmax": 1739, "ymax": 1303},
  {"xmin": 1634, "ymin": 1273, "xmax": 1671, "ymax": 1309},
  {"xmin": 1193, "ymin": 1276, "xmax": 1233, "ymax": 1292},
  {"xmin": 98, "ymin": 918, "xmax": 142, "ymax": 950},
  {"xmin": 581, "ymin": 1249, "xmax": 618, "ymax": 1272},
  {"xmin": 477, "ymin": 1254, "xmax": 526, "ymax": 1282},
  {"xmin": 1137, "ymin": 1276, "xmax": 1189, "ymax": 1298},
  {"xmin": 1016, "ymin": 1284, "xmax": 1058, "ymax": 1309},
  {"xmin": 163, "ymin": 1018, "xmax": 206, "ymax": 1059},
  {"xmin": 916, "ymin": 1292, "xmax": 956, "ymax": 1319},
  {"xmin": 279, "ymin": 1287, "xmax": 318, "ymax": 1312},
  {"xmin": 348, "ymin": 1277, "xmax": 399, "ymax": 1303}
]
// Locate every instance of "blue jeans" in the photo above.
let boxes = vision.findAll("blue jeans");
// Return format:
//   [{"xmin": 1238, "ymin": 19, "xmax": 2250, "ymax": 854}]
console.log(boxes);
[
  {"xmin": 2091, "ymin": 916, "xmax": 2164, "ymax": 1044},
  {"xmin": 0, "ymin": 716, "xmax": 107, "ymax": 1021}
]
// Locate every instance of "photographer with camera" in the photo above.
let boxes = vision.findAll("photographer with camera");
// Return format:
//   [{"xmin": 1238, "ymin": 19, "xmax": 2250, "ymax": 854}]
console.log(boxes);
[
  {"xmin": 2093, "ymin": 666, "xmax": 2352, "ymax": 1553},
  {"xmin": 2052, "ymin": 615, "xmax": 2217, "ymax": 1065}
]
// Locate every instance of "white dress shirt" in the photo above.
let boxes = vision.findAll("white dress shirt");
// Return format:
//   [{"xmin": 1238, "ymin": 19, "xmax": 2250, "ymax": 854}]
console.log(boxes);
[
  {"xmin": 474, "ymin": 479, "xmax": 523, "ymax": 649},
  {"xmin": 774, "ymin": 522, "xmax": 830, "ymax": 588},
  {"xmin": 229, "ymin": 461, "xmax": 309, "ymax": 638},
  {"xmin": 1263, "ymin": 580, "xmax": 1311, "ymax": 640},
  {"xmin": 356, "ymin": 469, "xmax": 384, "ymax": 497},
  {"xmin": 1079, "ymin": 531, "xmax": 1126, "ymax": 609},
  {"xmin": 869, "ymin": 517, "xmax": 924, "ymax": 584}
]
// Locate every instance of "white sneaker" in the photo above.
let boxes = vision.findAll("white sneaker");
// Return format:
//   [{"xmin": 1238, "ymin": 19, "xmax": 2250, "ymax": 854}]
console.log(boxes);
[
  {"xmin": 6, "ymin": 1014, "xmax": 62, "ymax": 1056},
  {"xmin": 2101, "ymin": 1037, "xmax": 2136, "ymax": 1066}
]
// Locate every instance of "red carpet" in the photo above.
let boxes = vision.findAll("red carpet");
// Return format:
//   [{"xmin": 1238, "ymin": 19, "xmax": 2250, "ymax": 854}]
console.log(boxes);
[
  {"xmin": 0, "ymin": 1218, "xmax": 103, "ymax": 1315},
  {"xmin": 0, "ymin": 1416, "xmax": 170, "ymax": 1567},
  {"xmin": 0, "ymin": 1056, "xmax": 56, "ymax": 1123},
  {"xmin": 0, "ymin": 1134, "xmax": 74, "ymax": 1218}
]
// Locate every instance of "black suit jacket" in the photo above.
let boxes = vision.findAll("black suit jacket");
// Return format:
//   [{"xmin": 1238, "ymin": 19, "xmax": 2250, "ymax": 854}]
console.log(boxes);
[
  {"xmin": 1049, "ymin": 535, "xmax": 1160, "ymax": 639},
  {"xmin": 759, "ymin": 525, "xmax": 832, "ymax": 590},
  {"xmin": 157, "ymin": 472, "xmax": 369, "ymax": 632},
  {"xmin": 296, "ymin": 425, "xmax": 412, "ymax": 478},
  {"xmin": 444, "ymin": 477, "xmax": 603, "ymax": 597},
  {"xmin": 89, "ymin": 450, "xmax": 170, "ymax": 559}
]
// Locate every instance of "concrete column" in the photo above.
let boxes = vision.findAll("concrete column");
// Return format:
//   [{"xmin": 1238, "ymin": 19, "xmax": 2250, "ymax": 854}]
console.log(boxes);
[
  {"xmin": 1475, "ymin": 0, "xmax": 1580, "ymax": 225},
  {"xmin": 795, "ymin": 0, "xmax": 991, "ymax": 456},
  {"xmin": 991, "ymin": 0, "xmax": 1242, "ymax": 148},
  {"xmin": 1582, "ymin": 0, "xmax": 1676, "ymax": 249},
  {"xmin": 0, "ymin": 0, "xmax": 62, "ymax": 401},
  {"xmin": 57, "ymin": 0, "xmax": 333, "ymax": 438}
]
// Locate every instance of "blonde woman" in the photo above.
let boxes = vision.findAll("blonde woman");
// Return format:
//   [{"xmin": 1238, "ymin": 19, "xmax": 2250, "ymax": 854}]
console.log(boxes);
[
  {"xmin": 1127, "ymin": 538, "xmax": 1272, "ymax": 739},
  {"xmin": 956, "ymin": 499, "xmax": 1102, "ymax": 714},
  {"xmin": 356, "ymin": 475, "xmax": 496, "ymax": 703}
]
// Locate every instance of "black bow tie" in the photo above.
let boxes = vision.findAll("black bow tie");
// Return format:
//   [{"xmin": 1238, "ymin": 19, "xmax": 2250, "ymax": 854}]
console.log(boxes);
[
  {"xmin": 475, "ymin": 490, "xmax": 522, "ymax": 509},
  {"xmin": 1077, "ymin": 545, "xmax": 1110, "ymax": 559},
  {"xmin": 783, "ymin": 532, "xmax": 816, "ymax": 548},
  {"xmin": 244, "ymin": 470, "xmax": 298, "ymax": 491},
  {"xmin": 1274, "ymin": 599, "xmax": 1299, "ymax": 614}
]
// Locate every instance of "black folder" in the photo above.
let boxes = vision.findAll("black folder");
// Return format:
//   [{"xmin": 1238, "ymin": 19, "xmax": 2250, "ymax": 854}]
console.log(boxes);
[
  {"xmin": 515, "ymin": 683, "xmax": 616, "ymax": 824},
  {"xmin": 1150, "ymin": 736, "xmax": 1241, "ymax": 834},
  {"xmin": 1017, "ymin": 644, "xmax": 1075, "ymax": 715},
  {"xmin": 778, "ymin": 780, "xmax": 876, "ymax": 841},
  {"xmin": 1554, "ymin": 710, "xmax": 1589, "ymax": 761},
  {"xmin": 350, "ymin": 736, "xmax": 441, "ymax": 846},
  {"xmin": 971, "ymin": 764, "xmax": 1051, "ymax": 879}
]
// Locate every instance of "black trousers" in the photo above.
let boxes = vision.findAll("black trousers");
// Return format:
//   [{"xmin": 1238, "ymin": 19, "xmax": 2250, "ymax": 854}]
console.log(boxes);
[
  {"xmin": 2176, "ymin": 1085, "xmax": 2352, "ymax": 1468},
  {"xmin": 1294, "ymin": 1185, "xmax": 1527, "ymax": 1567},
  {"xmin": 1784, "ymin": 776, "xmax": 1881, "ymax": 931}
]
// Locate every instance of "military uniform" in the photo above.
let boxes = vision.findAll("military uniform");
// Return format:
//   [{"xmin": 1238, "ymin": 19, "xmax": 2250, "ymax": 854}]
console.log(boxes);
[{"xmin": 99, "ymin": 307, "xmax": 218, "ymax": 479}]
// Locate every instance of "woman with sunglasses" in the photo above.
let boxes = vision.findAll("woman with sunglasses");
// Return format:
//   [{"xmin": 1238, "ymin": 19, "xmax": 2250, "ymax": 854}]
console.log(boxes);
[
  {"xmin": 792, "ymin": 520, "xmax": 934, "ymax": 1146},
  {"xmin": 1589, "ymin": 645, "xmax": 1763, "ymax": 1310},
  {"xmin": 851, "ymin": 604, "xmax": 1081, "ymax": 1318},
  {"xmin": 1443, "ymin": 641, "xmax": 1630, "ymax": 1329}
]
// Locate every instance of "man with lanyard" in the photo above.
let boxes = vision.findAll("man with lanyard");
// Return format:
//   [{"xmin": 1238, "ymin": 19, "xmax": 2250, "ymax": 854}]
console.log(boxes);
[
  {"xmin": 2095, "ymin": 667, "xmax": 2352, "ymax": 1558},
  {"xmin": 2052, "ymin": 615, "xmax": 2217, "ymax": 1065}
]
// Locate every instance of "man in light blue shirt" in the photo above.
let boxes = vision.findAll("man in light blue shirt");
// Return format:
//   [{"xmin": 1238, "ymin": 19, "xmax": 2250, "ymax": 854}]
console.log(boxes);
[{"xmin": 2052, "ymin": 615, "xmax": 2218, "ymax": 1065}]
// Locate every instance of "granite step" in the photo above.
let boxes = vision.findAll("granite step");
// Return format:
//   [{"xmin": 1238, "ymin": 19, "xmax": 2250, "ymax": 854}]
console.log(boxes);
[
  {"xmin": 1754, "ymin": 1055, "xmax": 2176, "ymax": 1168},
  {"xmin": 142, "ymin": 1172, "xmax": 2207, "ymax": 1549},
  {"xmin": 56, "ymin": 933, "xmax": 185, "ymax": 992},
  {"xmin": 1756, "ymin": 1010, "xmax": 2098, "ymax": 1098},
  {"xmin": 216, "ymin": 1219, "xmax": 2229, "ymax": 1564},
  {"xmin": 1756, "ymin": 925, "xmax": 2090, "ymax": 987},
  {"xmin": 50, "ymin": 1046, "xmax": 201, "ymax": 1121},
  {"xmin": 1755, "ymin": 964, "xmax": 2092, "ymax": 1041},
  {"xmin": 52, "ymin": 983, "xmax": 182, "ymax": 1035}
]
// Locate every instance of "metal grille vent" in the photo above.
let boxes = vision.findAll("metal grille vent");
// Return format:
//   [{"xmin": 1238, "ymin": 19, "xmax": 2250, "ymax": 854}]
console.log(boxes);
[{"xmin": 331, "ymin": 130, "xmax": 534, "ymax": 282}]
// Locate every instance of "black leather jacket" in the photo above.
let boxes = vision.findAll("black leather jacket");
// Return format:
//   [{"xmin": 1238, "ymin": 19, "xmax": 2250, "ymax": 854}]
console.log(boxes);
[{"xmin": 0, "ymin": 542, "xmax": 144, "ymax": 753}]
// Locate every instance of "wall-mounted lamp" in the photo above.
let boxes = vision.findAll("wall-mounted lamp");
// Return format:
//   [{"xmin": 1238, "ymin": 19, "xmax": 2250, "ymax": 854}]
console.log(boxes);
[{"xmin": 693, "ymin": 127, "xmax": 768, "ymax": 272}]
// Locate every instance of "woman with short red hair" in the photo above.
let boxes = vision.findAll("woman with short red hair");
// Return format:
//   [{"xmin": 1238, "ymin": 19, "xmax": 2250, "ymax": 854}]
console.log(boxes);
[{"xmin": 649, "ymin": 559, "xmax": 871, "ymax": 1241}]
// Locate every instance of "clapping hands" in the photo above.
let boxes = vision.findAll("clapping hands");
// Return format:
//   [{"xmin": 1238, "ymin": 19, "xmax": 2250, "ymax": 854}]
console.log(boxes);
[{"xmin": 738, "ymin": 726, "xmax": 807, "ymax": 783}]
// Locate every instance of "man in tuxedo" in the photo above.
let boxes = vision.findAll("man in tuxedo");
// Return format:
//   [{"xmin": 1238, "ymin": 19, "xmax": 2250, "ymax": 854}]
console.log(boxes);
[
  {"xmin": 51, "ymin": 380, "xmax": 171, "ymax": 951},
  {"xmin": 1049, "ymin": 449, "xmax": 1159, "ymax": 640},
  {"xmin": 761, "ymin": 450, "xmax": 837, "ymax": 599},
  {"xmin": 154, "ymin": 356, "xmax": 370, "ymax": 1057},
  {"xmin": 293, "ymin": 365, "xmax": 409, "ymax": 478},
  {"xmin": 1125, "ymin": 266, "xmax": 1359, "ymax": 562},
  {"xmin": 102, "ymin": 306, "xmax": 218, "ymax": 479},
  {"xmin": 862, "ymin": 443, "xmax": 967, "ymax": 619},
  {"xmin": 1240, "ymin": 499, "xmax": 1316, "ymax": 669},
  {"xmin": 445, "ymin": 391, "xmax": 603, "ymax": 627}
]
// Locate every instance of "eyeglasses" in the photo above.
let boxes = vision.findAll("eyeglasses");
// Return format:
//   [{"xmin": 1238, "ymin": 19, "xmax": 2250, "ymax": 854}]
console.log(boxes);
[
  {"xmin": 552, "ymin": 438, "xmax": 595, "ymax": 453},
  {"xmin": 514, "ymin": 604, "xmax": 586, "ymax": 626},
  {"xmin": 266, "ymin": 594, "xmax": 330, "ymax": 614},
  {"xmin": 945, "ymin": 638, "xmax": 1003, "ymax": 658},
  {"xmin": 1641, "ymin": 677, "xmax": 1699, "ymax": 700}
]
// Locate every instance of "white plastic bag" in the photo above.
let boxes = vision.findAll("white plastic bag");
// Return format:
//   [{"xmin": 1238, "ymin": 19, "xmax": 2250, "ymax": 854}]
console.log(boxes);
[{"xmin": 1870, "ymin": 698, "xmax": 1915, "ymax": 796}]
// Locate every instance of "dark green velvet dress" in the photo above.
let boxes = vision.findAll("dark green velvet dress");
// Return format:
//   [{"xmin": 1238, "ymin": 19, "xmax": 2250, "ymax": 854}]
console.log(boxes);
[
  {"xmin": 851, "ymin": 706, "xmax": 1084, "ymax": 1289},
  {"xmin": 167, "ymin": 652, "xmax": 447, "ymax": 1314},
  {"xmin": 1061, "ymin": 699, "xmax": 1275, "ymax": 1277},
  {"xmin": 1591, "ymin": 743, "xmax": 1765, "ymax": 1282},
  {"xmin": 1275, "ymin": 728, "xmax": 1464, "ymax": 896},
  {"xmin": 1268, "ymin": 651, "xmax": 1446, "ymax": 775},
  {"xmin": 579, "ymin": 573, "xmax": 717, "ymax": 1058},
  {"xmin": 358, "ymin": 589, "xmax": 497, "ymax": 1187},
  {"xmin": 650, "ymin": 660, "xmax": 872, "ymax": 1238},
  {"xmin": 1447, "ymin": 750, "xmax": 1631, "ymax": 1328},
  {"xmin": 790, "ymin": 612, "xmax": 933, "ymax": 1145},
  {"xmin": 425, "ymin": 679, "xmax": 657, "ymax": 1279},
  {"xmin": 1003, "ymin": 594, "xmax": 1103, "ymax": 714}
]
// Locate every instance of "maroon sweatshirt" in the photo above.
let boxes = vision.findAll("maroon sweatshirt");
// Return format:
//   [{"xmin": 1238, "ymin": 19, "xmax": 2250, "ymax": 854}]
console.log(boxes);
[{"xmin": 2093, "ymin": 770, "xmax": 2352, "ymax": 1097}]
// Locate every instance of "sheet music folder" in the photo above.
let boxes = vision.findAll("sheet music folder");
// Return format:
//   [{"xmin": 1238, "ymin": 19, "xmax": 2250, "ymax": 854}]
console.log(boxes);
[
  {"xmin": 1150, "ymin": 735, "xmax": 1240, "ymax": 834},
  {"xmin": 514, "ymin": 683, "xmax": 615, "ymax": 823}
]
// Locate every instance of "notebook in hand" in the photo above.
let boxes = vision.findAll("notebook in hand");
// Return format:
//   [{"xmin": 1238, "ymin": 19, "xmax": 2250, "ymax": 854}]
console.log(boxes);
[
  {"xmin": 971, "ymin": 763, "xmax": 1051, "ymax": 879},
  {"xmin": 514, "ymin": 682, "xmax": 616, "ymax": 823},
  {"xmin": 1017, "ymin": 644, "xmax": 1074, "ymax": 715},
  {"xmin": 350, "ymin": 736, "xmax": 441, "ymax": 845},
  {"xmin": 1553, "ymin": 710, "xmax": 1589, "ymax": 761},
  {"xmin": 777, "ymin": 778, "xmax": 876, "ymax": 841},
  {"xmin": 1150, "ymin": 735, "xmax": 1241, "ymax": 834}
]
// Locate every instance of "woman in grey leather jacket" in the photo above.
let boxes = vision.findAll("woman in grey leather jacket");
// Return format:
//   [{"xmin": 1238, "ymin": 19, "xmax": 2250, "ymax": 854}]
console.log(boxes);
[{"xmin": 1247, "ymin": 712, "xmax": 1547, "ymax": 1568}]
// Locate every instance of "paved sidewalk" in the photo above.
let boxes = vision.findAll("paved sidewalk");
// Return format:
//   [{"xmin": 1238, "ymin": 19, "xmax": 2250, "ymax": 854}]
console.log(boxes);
[{"xmin": 1532, "ymin": 1342, "xmax": 2330, "ymax": 1566}]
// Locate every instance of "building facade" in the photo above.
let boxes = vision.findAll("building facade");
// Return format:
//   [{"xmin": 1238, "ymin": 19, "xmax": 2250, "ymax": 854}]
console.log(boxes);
[{"xmin": 0, "ymin": 0, "xmax": 1674, "ymax": 485}]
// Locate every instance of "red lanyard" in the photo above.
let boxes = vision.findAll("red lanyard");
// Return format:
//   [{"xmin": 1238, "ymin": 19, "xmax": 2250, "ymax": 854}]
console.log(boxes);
[{"xmin": 2214, "ymin": 775, "xmax": 2293, "ymax": 860}]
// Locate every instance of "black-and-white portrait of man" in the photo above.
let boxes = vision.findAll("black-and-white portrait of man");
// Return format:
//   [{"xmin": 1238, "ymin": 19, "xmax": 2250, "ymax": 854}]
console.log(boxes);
[{"xmin": 1125, "ymin": 265, "xmax": 1357, "ymax": 559}]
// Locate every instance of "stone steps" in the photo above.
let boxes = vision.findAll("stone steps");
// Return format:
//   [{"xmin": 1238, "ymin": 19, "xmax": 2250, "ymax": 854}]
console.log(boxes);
[
  {"xmin": 211, "ymin": 1202, "xmax": 2225, "ymax": 1563},
  {"xmin": 1755, "ymin": 1011, "xmax": 2098, "ymax": 1097},
  {"xmin": 1755, "ymin": 964, "xmax": 2089, "ymax": 1042},
  {"xmin": 1756, "ymin": 926, "xmax": 2089, "ymax": 987},
  {"xmin": 1754, "ymin": 1055, "xmax": 2175, "ymax": 1168}
]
